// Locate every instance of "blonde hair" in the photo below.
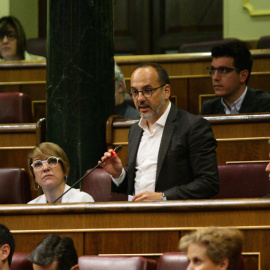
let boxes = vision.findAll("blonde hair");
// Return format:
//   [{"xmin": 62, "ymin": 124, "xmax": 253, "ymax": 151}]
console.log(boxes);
[
  {"xmin": 28, "ymin": 142, "xmax": 70, "ymax": 178},
  {"xmin": 179, "ymin": 227, "xmax": 243, "ymax": 270}
]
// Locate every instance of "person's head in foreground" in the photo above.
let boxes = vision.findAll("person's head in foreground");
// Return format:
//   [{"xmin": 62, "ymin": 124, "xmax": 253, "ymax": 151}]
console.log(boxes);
[
  {"xmin": 29, "ymin": 234, "xmax": 79, "ymax": 270},
  {"xmin": 0, "ymin": 223, "xmax": 15, "ymax": 270},
  {"xmin": 0, "ymin": 16, "xmax": 26, "ymax": 60},
  {"xmin": 179, "ymin": 227, "xmax": 244, "ymax": 270}
]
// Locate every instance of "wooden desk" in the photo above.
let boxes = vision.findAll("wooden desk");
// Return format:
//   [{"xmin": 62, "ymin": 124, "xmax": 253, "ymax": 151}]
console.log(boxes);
[
  {"xmin": 106, "ymin": 114, "xmax": 270, "ymax": 165},
  {"xmin": 0, "ymin": 118, "xmax": 46, "ymax": 198},
  {"xmin": 1, "ymin": 199, "xmax": 270, "ymax": 269}
]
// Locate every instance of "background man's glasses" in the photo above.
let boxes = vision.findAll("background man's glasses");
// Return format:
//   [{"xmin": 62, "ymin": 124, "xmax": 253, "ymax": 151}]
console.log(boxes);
[
  {"xmin": 31, "ymin": 157, "xmax": 61, "ymax": 171},
  {"xmin": 207, "ymin": 66, "xmax": 239, "ymax": 76},
  {"xmin": 129, "ymin": 85, "xmax": 165, "ymax": 99},
  {"xmin": 0, "ymin": 32, "xmax": 17, "ymax": 42}
]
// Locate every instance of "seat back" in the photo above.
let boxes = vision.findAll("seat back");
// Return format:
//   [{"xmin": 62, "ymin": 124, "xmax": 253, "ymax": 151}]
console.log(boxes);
[
  {"xmin": 180, "ymin": 38, "xmax": 239, "ymax": 53},
  {"xmin": 10, "ymin": 253, "xmax": 33, "ymax": 270},
  {"xmin": 27, "ymin": 38, "xmax": 47, "ymax": 58},
  {"xmin": 0, "ymin": 92, "xmax": 34, "ymax": 123},
  {"xmin": 0, "ymin": 168, "xmax": 32, "ymax": 203},
  {"xmin": 79, "ymin": 256, "xmax": 157, "ymax": 270},
  {"xmin": 81, "ymin": 168, "xmax": 127, "ymax": 202},
  {"xmin": 157, "ymin": 253, "xmax": 188, "ymax": 270},
  {"xmin": 257, "ymin": 35, "xmax": 270, "ymax": 49},
  {"xmin": 213, "ymin": 163, "xmax": 269, "ymax": 199}
]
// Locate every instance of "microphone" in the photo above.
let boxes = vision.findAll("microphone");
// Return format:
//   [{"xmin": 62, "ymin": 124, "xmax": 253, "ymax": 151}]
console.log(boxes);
[{"xmin": 53, "ymin": 145, "xmax": 123, "ymax": 203}]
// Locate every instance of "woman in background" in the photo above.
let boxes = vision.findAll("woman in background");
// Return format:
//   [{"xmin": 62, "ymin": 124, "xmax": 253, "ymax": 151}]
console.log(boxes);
[
  {"xmin": 0, "ymin": 16, "xmax": 45, "ymax": 61},
  {"xmin": 28, "ymin": 142, "xmax": 94, "ymax": 204},
  {"xmin": 179, "ymin": 227, "xmax": 244, "ymax": 270}
]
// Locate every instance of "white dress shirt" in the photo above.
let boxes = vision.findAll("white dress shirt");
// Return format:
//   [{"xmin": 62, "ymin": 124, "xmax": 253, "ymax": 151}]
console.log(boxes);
[{"xmin": 113, "ymin": 102, "xmax": 171, "ymax": 195}]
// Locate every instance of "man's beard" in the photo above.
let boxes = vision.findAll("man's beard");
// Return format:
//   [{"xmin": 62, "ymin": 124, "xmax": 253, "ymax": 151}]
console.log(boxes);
[{"xmin": 138, "ymin": 95, "xmax": 165, "ymax": 120}]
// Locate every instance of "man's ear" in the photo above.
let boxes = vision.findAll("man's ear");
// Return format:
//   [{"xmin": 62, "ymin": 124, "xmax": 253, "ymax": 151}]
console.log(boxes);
[
  {"xmin": 0, "ymin": 244, "xmax": 10, "ymax": 262},
  {"xmin": 164, "ymin": 84, "xmax": 171, "ymax": 99},
  {"xmin": 71, "ymin": 264, "xmax": 79, "ymax": 270},
  {"xmin": 240, "ymin": 69, "xmax": 249, "ymax": 83},
  {"xmin": 219, "ymin": 257, "xmax": 229, "ymax": 270}
]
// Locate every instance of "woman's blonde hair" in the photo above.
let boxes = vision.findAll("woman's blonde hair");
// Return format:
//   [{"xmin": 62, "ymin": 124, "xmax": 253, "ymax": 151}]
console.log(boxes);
[
  {"xmin": 179, "ymin": 227, "xmax": 243, "ymax": 270},
  {"xmin": 28, "ymin": 142, "xmax": 70, "ymax": 178}
]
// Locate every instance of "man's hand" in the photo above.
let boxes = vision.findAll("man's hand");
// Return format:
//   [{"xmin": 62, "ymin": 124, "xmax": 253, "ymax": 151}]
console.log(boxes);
[
  {"xmin": 99, "ymin": 149, "xmax": 123, "ymax": 178},
  {"xmin": 132, "ymin": 191, "xmax": 163, "ymax": 202}
]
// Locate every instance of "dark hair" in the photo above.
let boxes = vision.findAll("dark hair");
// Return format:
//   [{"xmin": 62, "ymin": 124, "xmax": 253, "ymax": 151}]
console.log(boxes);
[
  {"xmin": 134, "ymin": 63, "xmax": 170, "ymax": 85},
  {"xmin": 211, "ymin": 41, "xmax": 253, "ymax": 84},
  {"xmin": 0, "ymin": 16, "xmax": 26, "ymax": 60},
  {"xmin": 29, "ymin": 234, "xmax": 78, "ymax": 270},
  {"xmin": 0, "ymin": 224, "xmax": 15, "ymax": 266}
]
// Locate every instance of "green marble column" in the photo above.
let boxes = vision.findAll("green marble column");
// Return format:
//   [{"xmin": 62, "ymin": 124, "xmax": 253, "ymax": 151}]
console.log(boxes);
[{"xmin": 47, "ymin": 0, "xmax": 114, "ymax": 186}]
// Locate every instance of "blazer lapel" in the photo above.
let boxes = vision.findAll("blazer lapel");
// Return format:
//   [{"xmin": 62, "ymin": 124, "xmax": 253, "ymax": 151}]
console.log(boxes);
[{"xmin": 156, "ymin": 104, "xmax": 177, "ymax": 181}]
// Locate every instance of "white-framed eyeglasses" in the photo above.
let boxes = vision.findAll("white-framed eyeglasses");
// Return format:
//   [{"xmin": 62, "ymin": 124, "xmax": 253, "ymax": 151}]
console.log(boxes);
[{"xmin": 31, "ymin": 156, "xmax": 61, "ymax": 171}]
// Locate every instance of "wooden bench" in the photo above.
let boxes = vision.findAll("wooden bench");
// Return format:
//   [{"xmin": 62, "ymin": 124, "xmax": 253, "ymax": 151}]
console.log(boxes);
[
  {"xmin": 0, "ymin": 118, "xmax": 46, "ymax": 198},
  {"xmin": 106, "ymin": 114, "xmax": 270, "ymax": 166}
]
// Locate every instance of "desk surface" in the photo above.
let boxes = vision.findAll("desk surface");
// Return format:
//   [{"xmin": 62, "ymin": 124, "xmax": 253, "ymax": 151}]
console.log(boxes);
[{"xmin": 1, "ymin": 199, "xmax": 269, "ymax": 269}]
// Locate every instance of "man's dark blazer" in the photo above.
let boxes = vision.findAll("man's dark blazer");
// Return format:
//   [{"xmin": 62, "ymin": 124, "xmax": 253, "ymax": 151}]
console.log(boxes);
[
  {"xmin": 112, "ymin": 103, "xmax": 220, "ymax": 200},
  {"xmin": 200, "ymin": 86, "xmax": 270, "ymax": 115}
]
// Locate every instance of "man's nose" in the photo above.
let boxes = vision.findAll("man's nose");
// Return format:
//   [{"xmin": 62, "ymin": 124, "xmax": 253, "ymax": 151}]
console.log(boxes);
[
  {"xmin": 137, "ymin": 91, "xmax": 146, "ymax": 102},
  {"xmin": 2, "ymin": 35, "xmax": 9, "ymax": 43},
  {"xmin": 212, "ymin": 70, "xmax": 220, "ymax": 80}
]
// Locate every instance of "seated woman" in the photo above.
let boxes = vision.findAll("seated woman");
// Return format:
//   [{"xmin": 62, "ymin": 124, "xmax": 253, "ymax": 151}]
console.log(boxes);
[
  {"xmin": 0, "ymin": 16, "xmax": 45, "ymax": 61},
  {"xmin": 27, "ymin": 142, "xmax": 94, "ymax": 204},
  {"xmin": 179, "ymin": 227, "xmax": 244, "ymax": 270}
]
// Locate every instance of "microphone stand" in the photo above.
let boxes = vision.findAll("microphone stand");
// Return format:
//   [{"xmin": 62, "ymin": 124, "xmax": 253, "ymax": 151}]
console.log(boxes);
[{"xmin": 53, "ymin": 145, "xmax": 123, "ymax": 203}]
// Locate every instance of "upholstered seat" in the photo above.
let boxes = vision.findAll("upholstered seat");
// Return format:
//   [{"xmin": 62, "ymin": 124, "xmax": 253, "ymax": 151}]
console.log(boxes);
[
  {"xmin": 157, "ymin": 252, "xmax": 188, "ymax": 270},
  {"xmin": 213, "ymin": 163, "xmax": 269, "ymax": 199},
  {"xmin": 81, "ymin": 168, "xmax": 127, "ymax": 202},
  {"xmin": 0, "ymin": 168, "xmax": 32, "ymax": 204},
  {"xmin": 27, "ymin": 38, "xmax": 47, "ymax": 58},
  {"xmin": 79, "ymin": 256, "xmax": 157, "ymax": 270},
  {"xmin": 180, "ymin": 38, "xmax": 239, "ymax": 53},
  {"xmin": 0, "ymin": 92, "xmax": 34, "ymax": 123},
  {"xmin": 10, "ymin": 253, "xmax": 33, "ymax": 270},
  {"xmin": 257, "ymin": 36, "xmax": 270, "ymax": 49}
]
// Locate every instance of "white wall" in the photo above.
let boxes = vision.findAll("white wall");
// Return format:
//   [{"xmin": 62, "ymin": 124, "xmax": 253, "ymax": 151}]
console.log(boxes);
[
  {"xmin": 0, "ymin": 0, "xmax": 39, "ymax": 39},
  {"xmin": 224, "ymin": 0, "xmax": 270, "ymax": 40}
]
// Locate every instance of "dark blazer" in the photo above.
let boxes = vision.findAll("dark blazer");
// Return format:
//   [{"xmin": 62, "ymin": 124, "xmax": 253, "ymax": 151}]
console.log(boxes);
[
  {"xmin": 112, "ymin": 103, "xmax": 219, "ymax": 200},
  {"xmin": 200, "ymin": 86, "xmax": 270, "ymax": 115}
]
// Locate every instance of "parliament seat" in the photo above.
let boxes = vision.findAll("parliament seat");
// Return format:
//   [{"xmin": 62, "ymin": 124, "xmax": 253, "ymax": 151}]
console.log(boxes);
[
  {"xmin": 0, "ymin": 168, "xmax": 32, "ymax": 204},
  {"xmin": 10, "ymin": 253, "xmax": 33, "ymax": 270},
  {"xmin": 257, "ymin": 35, "xmax": 270, "ymax": 49},
  {"xmin": 0, "ymin": 92, "xmax": 34, "ymax": 123},
  {"xmin": 213, "ymin": 163, "xmax": 269, "ymax": 199},
  {"xmin": 27, "ymin": 38, "xmax": 47, "ymax": 58},
  {"xmin": 157, "ymin": 252, "xmax": 188, "ymax": 270},
  {"xmin": 79, "ymin": 256, "xmax": 157, "ymax": 270},
  {"xmin": 81, "ymin": 168, "xmax": 127, "ymax": 202},
  {"xmin": 180, "ymin": 38, "xmax": 239, "ymax": 53}
]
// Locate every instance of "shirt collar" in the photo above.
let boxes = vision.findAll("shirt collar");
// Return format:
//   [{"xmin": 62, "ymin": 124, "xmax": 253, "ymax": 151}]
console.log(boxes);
[
  {"xmin": 139, "ymin": 102, "xmax": 171, "ymax": 130},
  {"xmin": 221, "ymin": 86, "xmax": 247, "ymax": 113}
]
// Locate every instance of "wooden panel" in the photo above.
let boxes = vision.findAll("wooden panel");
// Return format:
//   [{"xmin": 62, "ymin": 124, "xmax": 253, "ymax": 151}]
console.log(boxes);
[{"xmin": 1, "ymin": 200, "xmax": 270, "ymax": 269}]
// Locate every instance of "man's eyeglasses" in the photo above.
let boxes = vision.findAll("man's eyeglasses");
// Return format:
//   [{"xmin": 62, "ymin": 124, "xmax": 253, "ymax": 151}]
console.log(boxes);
[
  {"xmin": 31, "ymin": 156, "xmax": 61, "ymax": 171},
  {"xmin": 129, "ymin": 85, "xmax": 165, "ymax": 99},
  {"xmin": 207, "ymin": 66, "xmax": 239, "ymax": 76},
  {"xmin": 0, "ymin": 32, "xmax": 17, "ymax": 42}
]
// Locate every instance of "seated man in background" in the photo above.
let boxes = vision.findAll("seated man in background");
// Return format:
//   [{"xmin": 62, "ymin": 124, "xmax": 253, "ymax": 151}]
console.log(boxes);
[
  {"xmin": 101, "ymin": 63, "xmax": 219, "ymax": 201},
  {"xmin": 179, "ymin": 227, "xmax": 244, "ymax": 270},
  {"xmin": 200, "ymin": 40, "xmax": 270, "ymax": 115},
  {"xmin": 0, "ymin": 224, "xmax": 15, "ymax": 270},
  {"xmin": 0, "ymin": 16, "xmax": 45, "ymax": 61},
  {"xmin": 29, "ymin": 234, "xmax": 79, "ymax": 270},
  {"xmin": 115, "ymin": 63, "xmax": 140, "ymax": 119}
]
